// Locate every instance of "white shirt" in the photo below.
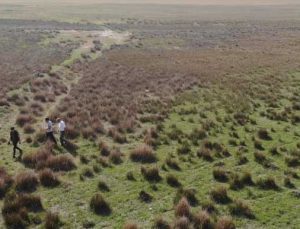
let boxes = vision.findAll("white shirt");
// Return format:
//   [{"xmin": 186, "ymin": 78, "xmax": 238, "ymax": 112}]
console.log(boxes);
[
  {"xmin": 46, "ymin": 120, "xmax": 53, "ymax": 133},
  {"xmin": 58, "ymin": 120, "xmax": 66, "ymax": 132}
]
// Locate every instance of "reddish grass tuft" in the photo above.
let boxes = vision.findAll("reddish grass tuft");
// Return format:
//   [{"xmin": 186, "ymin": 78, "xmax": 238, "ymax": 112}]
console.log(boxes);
[
  {"xmin": 210, "ymin": 186, "xmax": 231, "ymax": 204},
  {"xmin": 123, "ymin": 222, "xmax": 139, "ymax": 229},
  {"xmin": 38, "ymin": 169, "xmax": 60, "ymax": 187},
  {"xmin": 194, "ymin": 210, "xmax": 214, "ymax": 229},
  {"xmin": 15, "ymin": 171, "xmax": 39, "ymax": 192},
  {"xmin": 153, "ymin": 217, "xmax": 171, "ymax": 229},
  {"xmin": 141, "ymin": 166, "xmax": 161, "ymax": 182},
  {"xmin": 215, "ymin": 216, "xmax": 235, "ymax": 229},
  {"xmin": 173, "ymin": 216, "xmax": 190, "ymax": 229},
  {"xmin": 90, "ymin": 193, "xmax": 111, "ymax": 215},
  {"xmin": 45, "ymin": 212, "xmax": 62, "ymax": 229},
  {"xmin": 130, "ymin": 145, "xmax": 157, "ymax": 163},
  {"xmin": 0, "ymin": 167, "xmax": 14, "ymax": 198},
  {"xmin": 175, "ymin": 197, "xmax": 190, "ymax": 218}
]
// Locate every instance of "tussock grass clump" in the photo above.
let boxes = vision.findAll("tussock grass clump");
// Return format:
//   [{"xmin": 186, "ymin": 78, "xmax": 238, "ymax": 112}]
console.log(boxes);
[
  {"xmin": 197, "ymin": 148, "xmax": 213, "ymax": 162},
  {"xmin": 141, "ymin": 166, "xmax": 161, "ymax": 182},
  {"xmin": 177, "ymin": 141, "xmax": 191, "ymax": 155},
  {"xmin": 2, "ymin": 193, "xmax": 43, "ymax": 228},
  {"xmin": 109, "ymin": 149, "xmax": 123, "ymax": 164},
  {"xmin": 15, "ymin": 171, "xmax": 39, "ymax": 192},
  {"xmin": 153, "ymin": 217, "xmax": 171, "ymax": 229},
  {"xmin": 254, "ymin": 139, "xmax": 264, "ymax": 150},
  {"xmin": 175, "ymin": 197, "xmax": 191, "ymax": 218},
  {"xmin": 257, "ymin": 129, "xmax": 272, "ymax": 140},
  {"xmin": 215, "ymin": 216, "xmax": 235, "ymax": 229},
  {"xmin": 229, "ymin": 199, "xmax": 254, "ymax": 219},
  {"xmin": 240, "ymin": 171, "xmax": 254, "ymax": 186},
  {"xmin": 175, "ymin": 188, "xmax": 198, "ymax": 206},
  {"xmin": 80, "ymin": 155, "xmax": 90, "ymax": 164},
  {"xmin": 213, "ymin": 168, "xmax": 229, "ymax": 182},
  {"xmin": 139, "ymin": 191, "xmax": 153, "ymax": 203},
  {"xmin": 229, "ymin": 174, "xmax": 244, "ymax": 190},
  {"xmin": 284, "ymin": 177, "xmax": 295, "ymax": 188},
  {"xmin": 285, "ymin": 156, "xmax": 300, "ymax": 167},
  {"xmin": 0, "ymin": 167, "xmax": 14, "ymax": 198},
  {"xmin": 165, "ymin": 157, "xmax": 181, "ymax": 170},
  {"xmin": 130, "ymin": 145, "xmax": 157, "ymax": 163},
  {"xmin": 16, "ymin": 114, "xmax": 33, "ymax": 127},
  {"xmin": 190, "ymin": 128, "xmax": 207, "ymax": 142},
  {"xmin": 90, "ymin": 193, "xmax": 111, "ymax": 215},
  {"xmin": 194, "ymin": 210, "xmax": 214, "ymax": 229},
  {"xmin": 23, "ymin": 124, "xmax": 35, "ymax": 134},
  {"xmin": 126, "ymin": 171, "xmax": 135, "ymax": 181},
  {"xmin": 256, "ymin": 176, "xmax": 279, "ymax": 190},
  {"xmin": 99, "ymin": 141, "xmax": 110, "ymax": 157},
  {"xmin": 38, "ymin": 169, "xmax": 60, "ymax": 187},
  {"xmin": 45, "ymin": 212, "xmax": 62, "ymax": 229},
  {"xmin": 80, "ymin": 167, "xmax": 94, "ymax": 178},
  {"xmin": 202, "ymin": 201, "xmax": 217, "ymax": 214},
  {"xmin": 46, "ymin": 154, "xmax": 76, "ymax": 172},
  {"xmin": 237, "ymin": 155, "xmax": 248, "ymax": 165},
  {"xmin": 174, "ymin": 216, "xmax": 190, "ymax": 229},
  {"xmin": 98, "ymin": 180, "xmax": 110, "ymax": 192},
  {"xmin": 166, "ymin": 174, "xmax": 181, "ymax": 187},
  {"xmin": 210, "ymin": 186, "xmax": 231, "ymax": 204}
]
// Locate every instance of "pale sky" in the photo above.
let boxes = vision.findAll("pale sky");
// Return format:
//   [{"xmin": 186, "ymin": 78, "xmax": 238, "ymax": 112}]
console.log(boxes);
[{"xmin": 0, "ymin": 0, "xmax": 299, "ymax": 5}]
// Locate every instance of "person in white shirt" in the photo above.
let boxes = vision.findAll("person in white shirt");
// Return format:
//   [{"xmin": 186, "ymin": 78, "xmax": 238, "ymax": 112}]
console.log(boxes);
[
  {"xmin": 45, "ymin": 117, "xmax": 57, "ymax": 144},
  {"xmin": 57, "ymin": 118, "xmax": 66, "ymax": 146}
]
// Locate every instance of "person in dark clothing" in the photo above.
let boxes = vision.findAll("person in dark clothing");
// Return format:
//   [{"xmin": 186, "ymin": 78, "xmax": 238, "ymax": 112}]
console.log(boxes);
[
  {"xmin": 8, "ymin": 127, "xmax": 23, "ymax": 159},
  {"xmin": 45, "ymin": 118, "xmax": 57, "ymax": 145}
]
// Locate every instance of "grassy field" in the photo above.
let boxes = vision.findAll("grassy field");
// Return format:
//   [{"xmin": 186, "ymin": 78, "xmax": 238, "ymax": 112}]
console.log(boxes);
[{"xmin": 0, "ymin": 1, "xmax": 299, "ymax": 229}]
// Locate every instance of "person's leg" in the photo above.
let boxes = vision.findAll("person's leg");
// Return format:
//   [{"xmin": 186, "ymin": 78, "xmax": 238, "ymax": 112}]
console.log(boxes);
[
  {"xmin": 12, "ymin": 143, "xmax": 17, "ymax": 158},
  {"xmin": 16, "ymin": 144, "xmax": 22, "ymax": 158},
  {"xmin": 60, "ymin": 131, "xmax": 65, "ymax": 145},
  {"xmin": 50, "ymin": 132, "xmax": 57, "ymax": 145}
]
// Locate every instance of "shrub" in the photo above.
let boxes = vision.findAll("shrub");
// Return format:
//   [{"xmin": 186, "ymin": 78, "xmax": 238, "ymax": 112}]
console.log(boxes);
[
  {"xmin": 17, "ymin": 194, "xmax": 43, "ymax": 212},
  {"xmin": 80, "ymin": 167, "xmax": 94, "ymax": 178},
  {"xmin": 256, "ymin": 176, "xmax": 279, "ymax": 190},
  {"xmin": 175, "ymin": 188, "xmax": 198, "ymax": 206},
  {"xmin": 257, "ymin": 129, "xmax": 272, "ymax": 140},
  {"xmin": 210, "ymin": 186, "xmax": 231, "ymax": 204},
  {"xmin": 46, "ymin": 154, "xmax": 76, "ymax": 171},
  {"xmin": 194, "ymin": 210, "xmax": 214, "ymax": 229},
  {"xmin": 15, "ymin": 171, "xmax": 39, "ymax": 192},
  {"xmin": 99, "ymin": 141, "xmax": 110, "ymax": 156},
  {"xmin": 177, "ymin": 141, "xmax": 191, "ymax": 155},
  {"xmin": 126, "ymin": 171, "xmax": 135, "ymax": 181},
  {"xmin": 38, "ymin": 169, "xmax": 60, "ymax": 187},
  {"xmin": 197, "ymin": 148, "xmax": 213, "ymax": 161},
  {"xmin": 165, "ymin": 157, "xmax": 181, "ymax": 170},
  {"xmin": 229, "ymin": 199, "xmax": 254, "ymax": 219},
  {"xmin": 174, "ymin": 217, "xmax": 190, "ymax": 229},
  {"xmin": 213, "ymin": 168, "xmax": 229, "ymax": 182},
  {"xmin": 23, "ymin": 124, "xmax": 35, "ymax": 134},
  {"xmin": 109, "ymin": 149, "xmax": 123, "ymax": 164},
  {"xmin": 45, "ymin": 212, "xmax": 62, "ymax": 229},
  {"xmin": 90, "ymin": 193, "xmax": 111, "ymax": 215},
  {"xmin": 0, "ymin": 167, "xmax": 13, "ymax": 198},
  {"xmin": 229, "ymin": 174, "xmax": 244, "ymax": 190},
  {"xmin": 153, "ymin": 217, "xmax": 171, "ymax": 229},
  {"xmin": 240, "ymin": 172, "xmax": 254, "ymax": 186},
  {"xmin": 141, "ymin": 167, "xmax": 161, "ymax": 182},
  {"xmin": 139, "ymin": 191, "xmax": 153, "ymax": 203},
  {"xmin": 175, "ymin": 197, "xmax": 190, "ymax": 218},
  {"xmin": 98, "ymin": 180, "xmax": 110, "ymax": 192},
  {"xmin": 166, "ymin": 174, "xmax": 181, "ymax": 187},
  {"xmin": 130, "ymin": 145, "xmax": 157, "ymax": 163},
  {"xmin": 215, "ymin": 216, "xmax": 235, "ymax": 229},
  {"xmin": 16, "ymin": 114, "xmax": 33, "ymax": 127}
]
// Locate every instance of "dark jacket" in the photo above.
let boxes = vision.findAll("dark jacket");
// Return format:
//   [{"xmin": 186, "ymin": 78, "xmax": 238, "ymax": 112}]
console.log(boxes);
[{"xmin": 10, "ymin": 130, "xmax": 20, "ymax": 144}]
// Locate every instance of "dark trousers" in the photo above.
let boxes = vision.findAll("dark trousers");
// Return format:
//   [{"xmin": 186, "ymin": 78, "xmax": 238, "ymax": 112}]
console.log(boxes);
[
  {"xmin": 60, "ymin": 131, "xmax": 65, "ymax": 145},
  {"xmin": 46, "ymin": 132, "xmax": 57, "ymax": 144},
  {"xmin": 12, "ymin": 142, "xmax": 22, "ymax": 158}
]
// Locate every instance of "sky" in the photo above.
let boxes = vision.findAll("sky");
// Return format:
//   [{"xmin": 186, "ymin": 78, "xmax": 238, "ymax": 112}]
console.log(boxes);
[{"xmin": 0, "ymin": 0, "xmax": 299, "ymax": 5}]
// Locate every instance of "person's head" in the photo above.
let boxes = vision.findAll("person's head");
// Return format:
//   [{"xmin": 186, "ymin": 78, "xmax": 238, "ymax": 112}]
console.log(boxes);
[
  {"xmin": 10, "ymin": 127, "xmax": 15, "ymax": 131},
  {"xmin": 45, "ymin": 117, "xmax": 49, "ymax": 122}
]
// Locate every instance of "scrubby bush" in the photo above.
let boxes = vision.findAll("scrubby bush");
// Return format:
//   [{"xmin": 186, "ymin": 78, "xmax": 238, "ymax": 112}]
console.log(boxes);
[
  {"xmin": 177, "ymin": 141, "xmax": 191, "ymax": 155},
  {"xmin": 141, "ymin": 166, "xmax": 161, "ymax": 182},
  {"xmin": 229, "ymin": 199, "xmax": 254, "ymax": 219},
  {"xmin": 165, "ymin": 157, "xmax": 181, "ymax": 170},
  {"xmin": 23, "ymin": 124, "xmax": 35, "ymax": 134},
  {"xmin": 174, "ymin": 216, "xmax": 190, "ymax": 229},
  {"xmin": 256, "ymin": 176, "xmax": 279, "ymax": 190},
  {"xmin": 0, "ymin": 167, "xmax": 13, "ymax": 198},
  {"xmin": 90, "ymin": 193, "xmax": 111, "ymax": 215},
  {"xmin": 257, "ymin": 129, "xmax": 272, "ymax": 140},
  {"xmin": 215, "ymin": 216, "xmax": 235, "ymax": 229},
  {"xmin": 166, "ymin": 174, "xmax": 181, "ymax": 187},
  {"xmin": 38, "ymin": 169, "xmax": 60, "ymax": 187},
  {"xmin": 197, "ymin": 148, "xmax": 213, "ymax": 161},
  {"xmin": 194, "ymin": 210, "xmax": 214, "ymax": 229},
  {"xmin": 99, "ymin": 141, "xmax": 110, "ymax": 156},
  {"xmin": 15, "ymin": 171, "xmax": 39, "ymax": 192},
  {"xmin": 46, "ymin": 154, "xmax": 76, "ymax": 172},
  {"xmin": 98, "ymin": 180, "xmax": 110, "ymax": 192},
  {"xmin": 254, "ymin": 140, "xmax": 264, "ymax": 150},
  {"xmin": 80, "ymin": 167, "xmax": 94, "ymax": 178},
  {"xmin": 175, "ymin": 197, "xmax": 190, "ymax": 218},
  {"xmin": 175, "ymin": 188, "xmax": 198, "ymax": 206},
  {"xmin": 131, "ymin": 145, "xmax": 157, "ymax": 163},
  {"xmin": 126, "ymin": 171, "xmax": 135, "ymax": 181},
  {"xmin": 109, "ymin": 149, "xmax": 123, "ymax": 164},
  {"xmin": 202, "ymin": 201, "xmax": 217, "ymax": 214},
  {"xmin": 153, "ymin": 217, "xmax": 171, "ymax": 229},
  {"xmin": 210, "ymin": 186, "xmax": 231, "ymax": 204},
  {"xmin": 139, "ymin": 190, "xmax": 153, "ymax": 203},
  {"xmin": 45, "ymin": 212, "xmax": 62, "ymax": 229},
  {"xmin": 213, "ymin": 168, "xmax": 229, "ymax": 182},
  {"xmin": 16, "ymin": 114, "xmax": 33, "ymax": 127}
]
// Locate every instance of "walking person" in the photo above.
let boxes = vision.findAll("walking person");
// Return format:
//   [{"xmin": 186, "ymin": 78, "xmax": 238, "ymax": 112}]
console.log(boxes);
[
  {"xmin": 45, "ymin": 117, "xmax": 57, "ymax": 145},
  {"xmin": 8, "ymin": 127, "xmax": 23, "ymax": 159},
  {"xmin": 57, "ymin": 118, "xmax": 66, "ymax": 146}
]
